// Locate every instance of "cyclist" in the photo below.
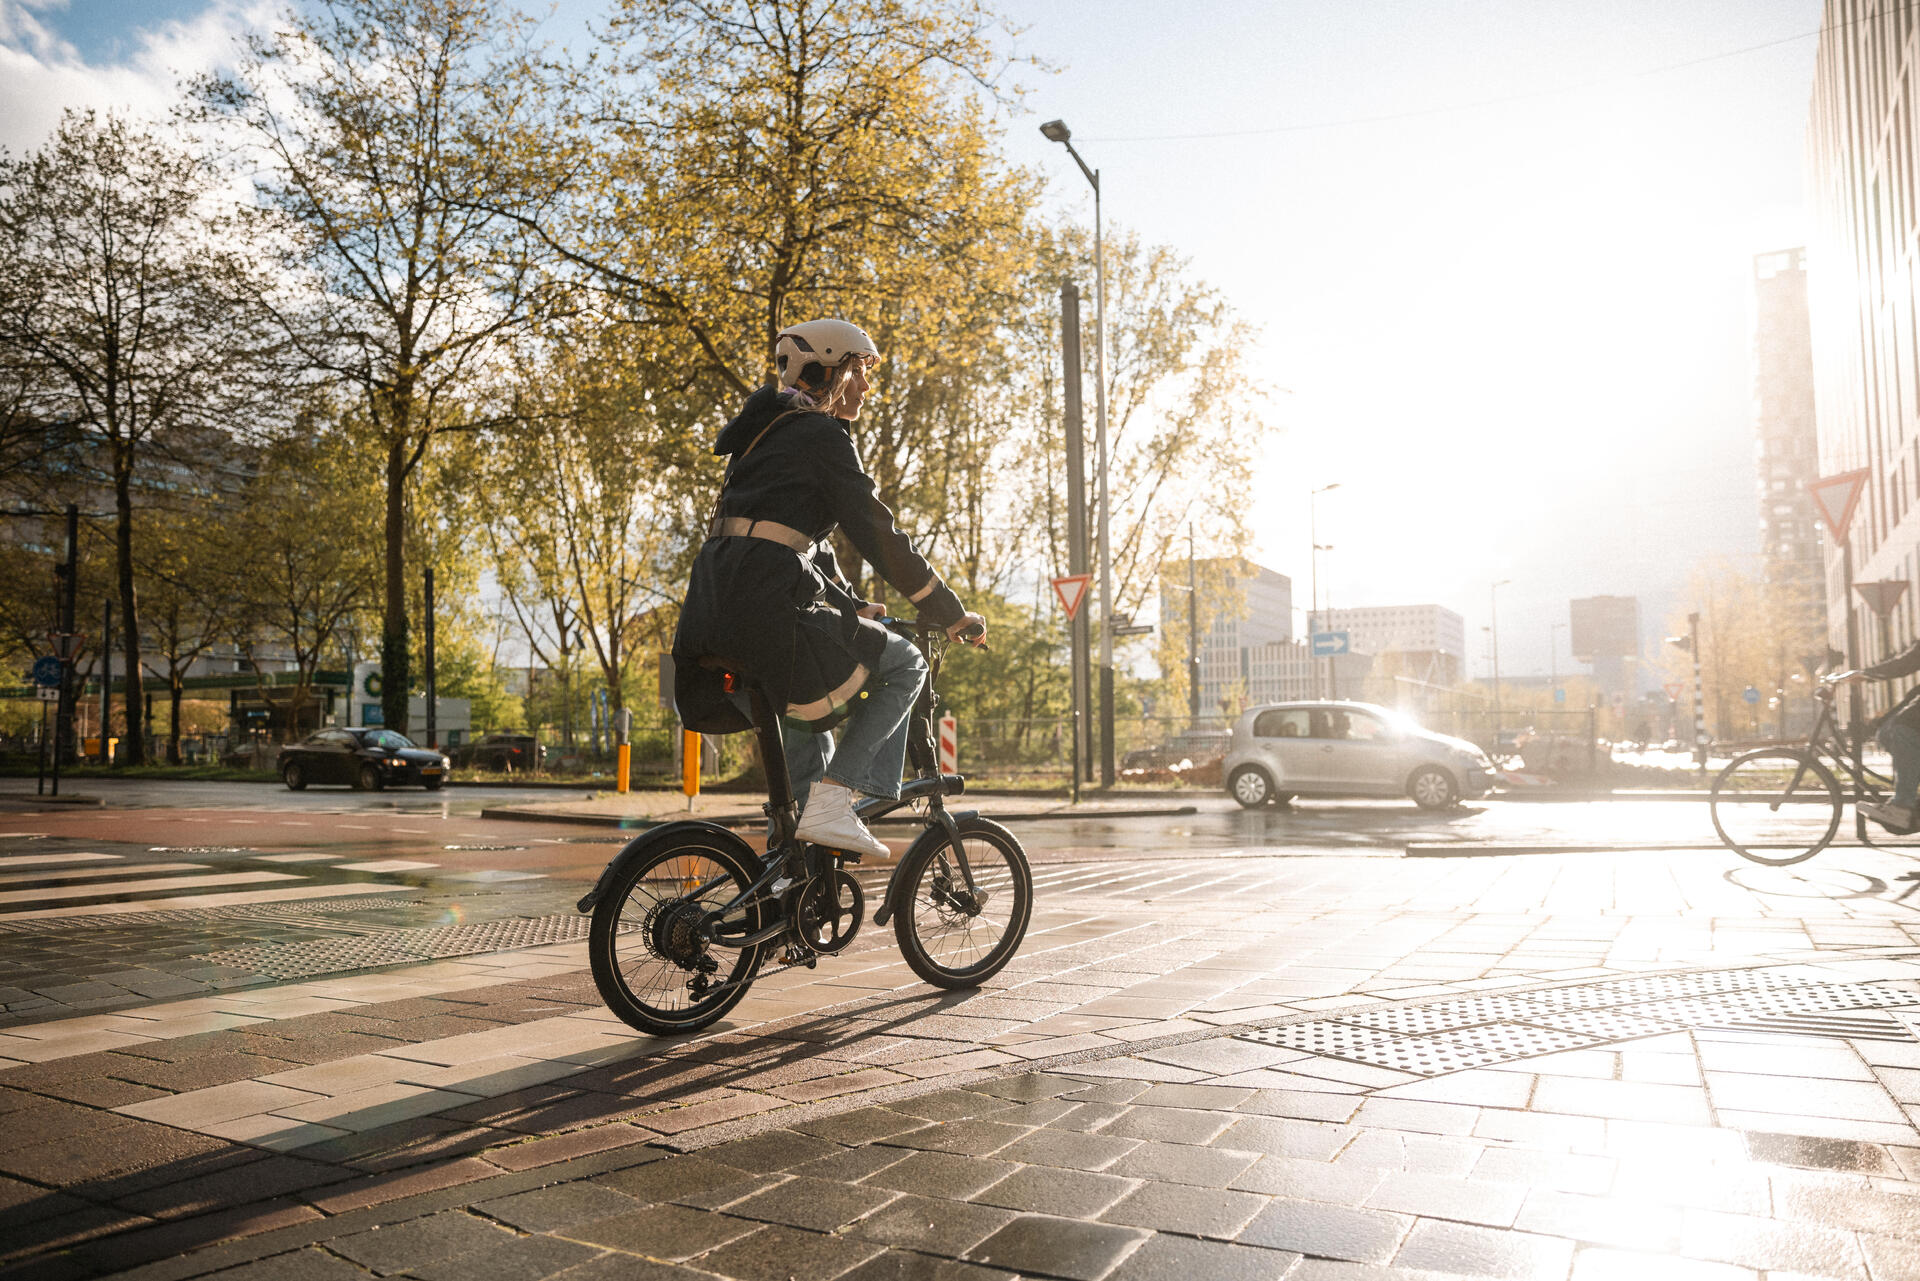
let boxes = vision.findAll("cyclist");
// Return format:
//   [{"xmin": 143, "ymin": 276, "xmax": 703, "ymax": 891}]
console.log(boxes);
[
  {"xmin": 671, "ymin": 318, "xmax": 985, "ymax": 859},
  {"xmin": 1825, "ymin": 653, "xmax": 1920, "ymax": 831}
]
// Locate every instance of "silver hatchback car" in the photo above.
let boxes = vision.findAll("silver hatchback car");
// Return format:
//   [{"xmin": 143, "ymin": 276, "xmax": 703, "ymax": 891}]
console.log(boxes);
[{"xmin": 1224, "ymin": 700, "xmax": 1498, "ymax": 810}]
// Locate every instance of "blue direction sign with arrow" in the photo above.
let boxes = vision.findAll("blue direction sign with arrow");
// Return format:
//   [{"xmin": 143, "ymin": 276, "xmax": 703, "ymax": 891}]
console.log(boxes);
[
  {"xmin": 30, "ymin": 656, "xmax": 61, "ymax": 688},
  {"xmin": 1310, "ymin": 631, "xmax": 1350, "ymax": 657},
  {"xmin": 1743, "ymin": 685, "xmax": 1761, "ymax": 705}
]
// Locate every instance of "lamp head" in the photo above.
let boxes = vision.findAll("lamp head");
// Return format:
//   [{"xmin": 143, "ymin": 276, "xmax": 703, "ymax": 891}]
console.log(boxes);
[{"xmin": 1040, "ymin": 119, "xmax": 1072, "ymax": 143}]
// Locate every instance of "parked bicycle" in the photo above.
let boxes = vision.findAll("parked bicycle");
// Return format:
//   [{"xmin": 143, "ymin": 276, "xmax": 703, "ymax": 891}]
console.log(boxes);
[
  {"xmin": 578, "ymin": 618, "xmax": 1033, "ymax": 1035},
  {"xmin": 1709, "ymin": 678, "xmax": 1903, "ymax": 864}
]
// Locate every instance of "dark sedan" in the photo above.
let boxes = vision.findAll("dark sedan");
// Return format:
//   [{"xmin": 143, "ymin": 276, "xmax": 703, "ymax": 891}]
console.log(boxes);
[{"xmin": 278, "ymin": 728, "xmax": 451, "ymax": 792}]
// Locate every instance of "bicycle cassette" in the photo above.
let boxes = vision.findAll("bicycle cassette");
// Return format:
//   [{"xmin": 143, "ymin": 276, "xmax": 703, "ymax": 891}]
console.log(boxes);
[{"xmin": 796, "ymin": 869, "xmax": 864, "ymax": 954}]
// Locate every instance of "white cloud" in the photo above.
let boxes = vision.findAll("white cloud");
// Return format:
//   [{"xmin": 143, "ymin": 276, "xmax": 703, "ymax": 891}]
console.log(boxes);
[{"xmin": 0, "ymin": 0, "xmax": 274, "ymax": 155}]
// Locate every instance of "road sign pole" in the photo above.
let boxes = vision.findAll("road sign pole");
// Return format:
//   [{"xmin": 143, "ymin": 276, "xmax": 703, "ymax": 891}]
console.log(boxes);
[{"xmin": 1690, "ymin": 610, "xmax": 1706, "ymax": 775}]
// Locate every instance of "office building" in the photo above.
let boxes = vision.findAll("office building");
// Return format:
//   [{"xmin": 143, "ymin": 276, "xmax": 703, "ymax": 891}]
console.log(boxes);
[
  {"xmin": 1807, "ymin": 3, "xmax": 1920, "ymax": 713},
  {"xmin": 1307, "ymin": 603, "xmax": 1466, "ymax": 687}
]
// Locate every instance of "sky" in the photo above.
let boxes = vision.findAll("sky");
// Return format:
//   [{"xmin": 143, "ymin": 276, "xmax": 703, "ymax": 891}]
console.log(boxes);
[{"xmin": 0, "ymin": 0, "xmax": 1828, "ymax": 683}]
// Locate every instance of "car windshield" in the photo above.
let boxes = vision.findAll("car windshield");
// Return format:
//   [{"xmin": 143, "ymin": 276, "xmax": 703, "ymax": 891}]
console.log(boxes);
[{"xmin": 364, "ymin": 730, "xmax": 416, "ymax": 750}]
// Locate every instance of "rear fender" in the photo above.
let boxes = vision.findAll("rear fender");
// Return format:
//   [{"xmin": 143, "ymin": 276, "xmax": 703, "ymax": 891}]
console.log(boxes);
[
  {"xmin": 871, "ymin": 809, "xmax": 979, "ymax": 928},
  {"xmin": 575, "ymin": 820, "xmax": 762, "ymax": 913}
]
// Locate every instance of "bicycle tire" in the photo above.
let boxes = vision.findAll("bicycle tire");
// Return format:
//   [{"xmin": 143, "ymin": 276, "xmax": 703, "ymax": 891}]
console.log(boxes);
[
  {"xmin": 893, "ymin": 816, "xmax": 1033, "ymax": 989},
  {"xmin": 589, "ymin": 833, "xmax": 767, "ymax": 1035},
  {"xmin": 1709, "ymin": 748, "xmax": 1843, "ymax": 866}
]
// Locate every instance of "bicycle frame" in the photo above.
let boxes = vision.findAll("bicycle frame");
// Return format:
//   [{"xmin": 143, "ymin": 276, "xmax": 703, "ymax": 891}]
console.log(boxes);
[
  {"xmin": 1804, "ymin": 685, "xmax": 1894, "ymax": 801},
  {"xmin": 579, "ymin": 619, "xmax": 985, "ymax": 957}
]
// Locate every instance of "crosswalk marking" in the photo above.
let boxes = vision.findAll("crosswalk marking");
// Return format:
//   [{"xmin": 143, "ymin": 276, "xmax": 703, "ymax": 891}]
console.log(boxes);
[
  {"xmin": 0, "ymin": 871, "xmax": 297, "ymax": 906},
  {"xmin": 3, "ymin": 882, "xmax": 405, "ymax": 921},
  {"xmin": 0, "ymin": 862, "xmax": 205, "ymax": 887},
  {"xmin": 0, "ymin": 852, "xmax": 120, "ymax": 869}
]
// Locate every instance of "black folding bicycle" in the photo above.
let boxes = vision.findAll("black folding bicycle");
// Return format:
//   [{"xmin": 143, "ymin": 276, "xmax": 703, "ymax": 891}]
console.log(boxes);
[
  {"xmin": 578, "ymin": 619, "xmax": 1033, "ymax": 1035},
  {"xmin": 1709, "ymin": 678, "xmax": 1909, "ymax": 865}
]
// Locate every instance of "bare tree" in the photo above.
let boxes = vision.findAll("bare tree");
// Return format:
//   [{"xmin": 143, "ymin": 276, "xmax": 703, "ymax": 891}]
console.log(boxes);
[
  {"xmin": 0, "ymin": 110, "xmax": 274, "ymax": 765},
  {"xmin": 200, "ymin": 0, "xmax": 575, "ymax": 733}
]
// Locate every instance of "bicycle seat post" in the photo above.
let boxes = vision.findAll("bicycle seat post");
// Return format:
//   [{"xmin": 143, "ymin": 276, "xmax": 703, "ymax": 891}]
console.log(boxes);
[{"xmin": 745, "ymin": 681, "xmax": 800, "ymax": 853}]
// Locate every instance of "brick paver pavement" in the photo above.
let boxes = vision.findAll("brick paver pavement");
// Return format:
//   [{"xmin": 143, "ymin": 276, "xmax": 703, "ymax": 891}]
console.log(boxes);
[{"xmin": 4, "ymin": 844, "xmax": 1920, "ymax": 1278}]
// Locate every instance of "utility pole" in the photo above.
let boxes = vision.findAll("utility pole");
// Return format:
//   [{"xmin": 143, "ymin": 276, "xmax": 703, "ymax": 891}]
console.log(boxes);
[
  {"xmin": 1689, "ymin": 610, "xmax": 1707, "ymax": 773},
  {"xmin": 424, "ymin": 567, "xmax": 437, "ymax": 749},
  {"xmin": 1186, "ymin": 524, "xmax": 1199, "ymax": 725},
  {"xmin": 100, "ymin": 597, "xmax": 112, "ymax": 764},
  {"xmin": 1061, "ymin": 282, "xmax": 1091, "ymax": 792}
]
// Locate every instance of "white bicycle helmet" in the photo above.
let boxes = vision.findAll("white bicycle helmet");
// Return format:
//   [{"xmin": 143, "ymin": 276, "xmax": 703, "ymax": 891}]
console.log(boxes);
[{"xmin": 774, "ymin": 318, "xmax": 881, "ymax": 388}]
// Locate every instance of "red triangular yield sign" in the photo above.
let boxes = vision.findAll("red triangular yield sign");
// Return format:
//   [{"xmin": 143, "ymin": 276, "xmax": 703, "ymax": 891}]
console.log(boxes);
[
  {"xmin": 1051, "ymin": 574, "xmax": 1092, "ymax": 621},
  {"xmin": 1663, "ymin": 683, "xmax": 1683, "ymax": 701},
  {"xmin": 1855, "ymin": 579, "xmax": 1909, "ymax": 617},
  {"xmin": 1809, "ymin": 467, "xmax": 1871, "ymax": 543}
]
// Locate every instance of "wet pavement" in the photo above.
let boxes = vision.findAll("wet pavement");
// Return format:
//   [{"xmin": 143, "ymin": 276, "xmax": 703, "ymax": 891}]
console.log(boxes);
[{"xmin": 6, "ymin": 784, "xmax": 1920, "ymax": 1277}]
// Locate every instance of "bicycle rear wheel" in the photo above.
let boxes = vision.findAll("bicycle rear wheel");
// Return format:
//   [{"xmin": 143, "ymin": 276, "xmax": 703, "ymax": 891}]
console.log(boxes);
[
  {"xmin": 1709, "ymin": 748, "xmax": 1843, "ymax": 866},
  {"xmin": 588, "ymin": 834, "xmax": 766, "ymax": 1035},
  {"xmin": 893, "ymin": 816, "xmax": 1032, "ymax": 989}
]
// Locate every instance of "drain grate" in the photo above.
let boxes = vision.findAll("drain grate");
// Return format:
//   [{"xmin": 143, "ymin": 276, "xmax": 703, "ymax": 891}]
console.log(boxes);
[
  {"xmin": 1236, "ymin": 967, "xmax": 1920, "ymax": 1077},
  {"xmin": 190, "ymin": 913, "xmax": 596, "ymax": 979}
]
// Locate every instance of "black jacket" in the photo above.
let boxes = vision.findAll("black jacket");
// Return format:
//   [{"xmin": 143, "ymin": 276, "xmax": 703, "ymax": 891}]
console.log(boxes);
[
  {"xmin": 1863, "ymin": 639, "xmax": 1920, "ymax": 729},
  {"xmin": 671, "ymin": 386, "xmax": 965, "ymax": 733}
]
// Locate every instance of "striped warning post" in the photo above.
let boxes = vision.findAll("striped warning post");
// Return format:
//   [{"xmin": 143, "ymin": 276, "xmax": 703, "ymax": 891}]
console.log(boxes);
[{"xmin": 938, "ymin": 713, "xmax": 958, "ymax": 773}]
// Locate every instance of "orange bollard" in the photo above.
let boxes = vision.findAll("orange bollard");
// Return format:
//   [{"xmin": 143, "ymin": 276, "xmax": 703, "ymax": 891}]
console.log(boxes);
[{"xmin": 682, "ymin": 729, "xmax": 701, "ymax": 810}]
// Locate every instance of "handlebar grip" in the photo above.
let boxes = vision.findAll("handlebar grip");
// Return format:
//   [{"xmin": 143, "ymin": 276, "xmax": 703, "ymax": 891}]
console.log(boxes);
[{"xmin": 955, "ymin": 622, "xmax": 985, "ymax": 643}]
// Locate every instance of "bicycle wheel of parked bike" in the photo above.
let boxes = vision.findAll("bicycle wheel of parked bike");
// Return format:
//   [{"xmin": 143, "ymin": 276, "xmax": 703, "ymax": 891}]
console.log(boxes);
[
  {"xmin": 1709, "ymin": 749, "xmax": 1843, "ymax": 866},
  {"xmin": 894, "ymin": 816, "xmax": 1033, "ymax": 989},
  {"xmin": 589, "ymin": 834, "xmax": 766, "ymax": 1035}
]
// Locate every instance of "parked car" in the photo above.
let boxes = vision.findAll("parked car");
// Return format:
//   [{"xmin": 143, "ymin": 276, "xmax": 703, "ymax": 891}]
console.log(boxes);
[
  {"xmin": 1223, "ymin": 700, "xmax": 1498, "ymax": 811},
  {"xmin": 278, "ymin": 727, "xmax": 451, "ymax": 791},
  {"xmin": 458, "ymin": 732, "xmax": 545, "ymax": 773}
]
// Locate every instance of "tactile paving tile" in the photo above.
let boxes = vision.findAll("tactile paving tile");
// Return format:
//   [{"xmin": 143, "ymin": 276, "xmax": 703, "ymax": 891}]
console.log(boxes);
[
  {"xmin": 1430, "ymin": 1022, "xmax": 1597, "ymax": 1058},
  {"xmin": 1236, "ymin": 969, "xmax": 1920, "ymax": 1076},
  {"xmin": 191, "ymin": 913, "xmax": 605, "ymax": 979},
  {"xmin": 1517, "ymin": 1008, "xmax": 1688, "ymax": 1040},
  {"xmin": 1247, "ymin": 1020, "xmax": 1415, "ymax": 1059},
  {"xmin": 1337, "ymin": 995, "xmax": 1546, "ymax": 1033},
  {"xmin": 0, "ymin": 894, "xmax": 423, "ymax": 934},
  {"xmin": 1694, "ymin": 1010, "xmax": 1920, "ymax": 1042}
]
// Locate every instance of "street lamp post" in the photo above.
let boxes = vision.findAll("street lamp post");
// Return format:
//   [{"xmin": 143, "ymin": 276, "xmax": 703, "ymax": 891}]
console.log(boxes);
[
  {"xmin": 1309, "ymin": 483, "xmax": 1340, "ymax": 698},
  {"xmin": 1490, "ymin": 580, "xmax": 1511, "ymax": 748},
  {"xmin": 1041, "ymin": 118, "xmax": 1115, "ymax": 786},
  {"xmin": 1549, "ymin": 620, "xmax": 1567, "ymax": 703}
]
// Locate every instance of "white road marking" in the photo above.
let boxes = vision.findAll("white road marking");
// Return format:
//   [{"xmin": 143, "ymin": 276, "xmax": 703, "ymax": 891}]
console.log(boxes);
[
  {"xmin": 0, "ymin": 862, "xmax": 205, "ymax": 887},
  {"xmin": 337, "ymin": 860, "xmax": 438, "ymax": 873},
  {"xmin": 0, "ymin": 871, "xmax": 298, "ymax": 905},
  {"xmin": 0, "ymin": 882, "xmax": 403, "ymax": 921},
  {"xmin": 0, "ymin": 852, "xmax": 120, "ymax": 869}
]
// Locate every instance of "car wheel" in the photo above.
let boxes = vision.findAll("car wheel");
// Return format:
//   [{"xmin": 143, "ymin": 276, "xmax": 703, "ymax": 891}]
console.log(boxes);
[
  {"xmin": 357, "ymin": 763, "xmax": 384, "ymax": 792},
  {"xmin": 1409, "ymin": 766, "xmax": 1459, "ymax": 811},
  {"xmin": 282, "ymin": 761, "xmax": 306, "ymax": 791},
  {"xmin": 1228, "ymin": 765, "xmax": 1274, "ymax": 808}
]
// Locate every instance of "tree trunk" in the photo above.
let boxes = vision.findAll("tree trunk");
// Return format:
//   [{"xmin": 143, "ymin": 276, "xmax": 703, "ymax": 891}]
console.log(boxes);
[
  {"xmin": 113, "ymin": 448, "xmax": 147, "ymax": 765},
  {"xmin": 382, "ymin": 433, "xmax": 410, "ymax": 734}
]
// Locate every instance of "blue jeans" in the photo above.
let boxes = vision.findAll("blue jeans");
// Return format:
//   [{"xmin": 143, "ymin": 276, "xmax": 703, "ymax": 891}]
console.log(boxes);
[
  {"xmin": 1881, "ymin": 719, "xmax": 1920, "ymax": 807},
  {"xmin": 782, "ymin": 629, "xmax": 927, "ymax": 807}
]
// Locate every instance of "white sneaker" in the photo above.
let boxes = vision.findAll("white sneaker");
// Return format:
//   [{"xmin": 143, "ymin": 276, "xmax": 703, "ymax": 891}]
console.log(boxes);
[
  {"xmin": 794, "ymin": 782, "xmax": 891, "ymax": 859},
  {"xmin": 1861, "ymin": 800, "xmax": 1915, "ymax": 832}
]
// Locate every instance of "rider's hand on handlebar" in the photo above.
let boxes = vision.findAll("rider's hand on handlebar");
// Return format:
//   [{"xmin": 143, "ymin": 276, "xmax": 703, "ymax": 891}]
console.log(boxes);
[
  {"xmin": 947, "ymin": 612, "xmax": 988, "ymax": 645},
  {"xmin": 857, "ymin": 603, "xmax": 886, "ymax": 619},
  {"xmin": 1824, "ymin": 669, "xmax": 1866, "ymax": 685}
]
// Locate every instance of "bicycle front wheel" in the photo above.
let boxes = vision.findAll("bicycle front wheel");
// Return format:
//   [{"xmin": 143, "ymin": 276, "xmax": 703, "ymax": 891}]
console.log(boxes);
[
  {"xmin": 893, "ymin": 816, "xmax": 1033, "ymax": 989},
  {"xmin": 1709, "ymin": 748, "xmax": 1843, "ymax": 866},
  {"xmin": 589, "ymin": 834, "xmax": 766, "ymax": 1035}
]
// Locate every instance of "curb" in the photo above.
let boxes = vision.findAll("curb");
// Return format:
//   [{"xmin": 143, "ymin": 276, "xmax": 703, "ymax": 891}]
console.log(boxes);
[{"xmin": 477, "ymin": 804, "xmax": 1201, "ymax": 828}]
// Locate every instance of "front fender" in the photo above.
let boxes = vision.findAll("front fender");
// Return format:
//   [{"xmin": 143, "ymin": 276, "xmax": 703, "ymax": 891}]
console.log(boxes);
[
  {"xmin": 871, "ymin": 809, "xmax": 979, "ymax": 928},
  {"xmin": 575, "ymin": 820, "xmax": 762, "ymax": 913}
]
